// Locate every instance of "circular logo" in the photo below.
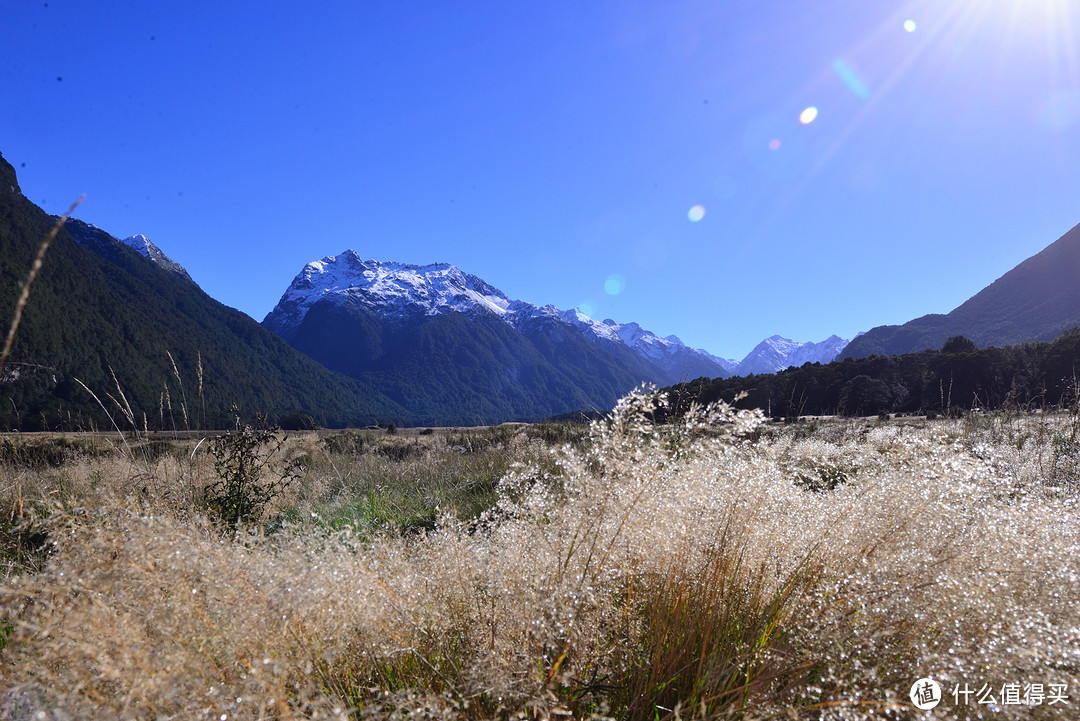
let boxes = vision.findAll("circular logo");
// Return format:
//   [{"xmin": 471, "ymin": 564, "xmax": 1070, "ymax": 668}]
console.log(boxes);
[{"xmin": 910, "ymin": 678, "xmax": 942, "ymax": 710}]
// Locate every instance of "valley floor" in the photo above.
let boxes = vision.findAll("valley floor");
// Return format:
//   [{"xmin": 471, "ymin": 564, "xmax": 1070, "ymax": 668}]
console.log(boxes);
[{"xmin": 0, "ymin": 398, "xmax": 1078, "ymax": 719}]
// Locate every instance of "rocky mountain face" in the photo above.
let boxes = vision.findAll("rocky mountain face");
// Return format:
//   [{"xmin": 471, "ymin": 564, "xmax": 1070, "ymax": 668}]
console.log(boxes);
[
  {"xmin": 842, "ymin": 221, "xmax": 1080, "ymax": 358},
  {"xmin": 262, "ymin": 251, "xmax": 735, "ymax": 424}
]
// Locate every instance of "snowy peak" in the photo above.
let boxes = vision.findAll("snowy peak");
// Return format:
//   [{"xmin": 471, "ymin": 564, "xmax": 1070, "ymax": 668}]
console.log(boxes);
[
  {"xmin": 263, "ymin": 250, "xmax": 734, "ymax": 381},
  {"xmin": 734, "ymin": 334, "xmax": 849, "ymax": 376},
  {"xmin": 120, "ymin": 234, "xmax": 157, "ymax": 259},
  {"xmin": 120, "ymin": 234, "xmax": 195, "ymax": 283},
  {"xmin": 264, "ymin": 252, "xmax": 852, "ymax": 385},
  {"xmin": 63, "ymin": 219, "xmax": 195, "ymax": 284},
  {"xmin": 264, "ymin": 251, "xmax": 513, "ymax": 334}
]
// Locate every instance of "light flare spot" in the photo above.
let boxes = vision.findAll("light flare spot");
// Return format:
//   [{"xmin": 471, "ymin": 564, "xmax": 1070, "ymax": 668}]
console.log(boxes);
[
  {"xmin": 832, "ymin": 58, "xmax": 871, "ymax": 100},
  {"xmin": 799, "ymin": 106, "xmax": 818, "ymax": 125},
  {"xmin": 604, "ymin": 274, "xmax": 626, "ymax": 296},
  {"xmin": 904, "ymin": 19, "xmax": 917, "ymax": 32},
  {"xmin": 687, "ymin": 204, "xmax": 706, "ymax": 222},
  {"xmin": 768, "ymin": 138, "xmax": 782, "ymax": 151},
  {"xmin": 577, "ymin": 301, "xmax": 595, "ymax": 318}
]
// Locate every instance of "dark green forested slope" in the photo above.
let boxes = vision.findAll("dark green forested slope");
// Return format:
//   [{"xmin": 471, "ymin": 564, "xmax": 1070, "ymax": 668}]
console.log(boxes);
[
  {"xmin": 843, "ymin": 221, "xmax": 1080, "ymax": 358},
  {"xmin": 0, "ymin": 152, "xmax": 409, "ymax": 430}
]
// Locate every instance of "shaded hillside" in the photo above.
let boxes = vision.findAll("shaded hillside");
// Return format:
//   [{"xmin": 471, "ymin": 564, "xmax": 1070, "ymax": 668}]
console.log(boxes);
[
  {"xmin": 843, "ymin": 221, "xmax": 1080, "ymax": 358},
  {"xmin": 0, "ymin": 152, "xmax": 409, "ymax": 430},
  {"xmin": 273, "ymin": 293, "xmax": 664, "ymax": 425}
]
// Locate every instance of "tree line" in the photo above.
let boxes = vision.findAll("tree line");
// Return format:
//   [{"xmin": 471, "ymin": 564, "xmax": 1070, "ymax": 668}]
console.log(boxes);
[{"xmin": 663, "ymin": 331, "xmax": 1080, "ymax": 419}]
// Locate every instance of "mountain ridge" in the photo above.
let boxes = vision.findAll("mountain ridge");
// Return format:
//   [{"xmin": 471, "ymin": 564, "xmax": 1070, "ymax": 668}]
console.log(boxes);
[
  {"xmin": 842, "ymin": 221, "xmax": 1080, "ymax": 358},
  {"xmin": 733, "ymin": 334, "xmax": 850, "ymax": 377}
]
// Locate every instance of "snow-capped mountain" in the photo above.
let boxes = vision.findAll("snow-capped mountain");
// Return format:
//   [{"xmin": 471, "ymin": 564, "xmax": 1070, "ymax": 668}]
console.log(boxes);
[
  {"xmin": 263, "ymin": 250, "xmax": 732, "ymax": 383},
  {"xmin": 261, "ymin": 251, "xmax": 736, "ymax": 423},
  {"xmin": 119, "ymin": 234, "xmax": 195, "ymax": 283},
  {"xmin": 733, "ymin": 334, "xmax": 849, "ymax": 376},
  {"xmin": 601, "ymin": 319, "xmax": 738, "ymax": 381},
  {"xmin": 63, "ymin": 219, "xmax": 194, "ymax": 284},
  {"xmin": 263, "ymin": 251, "xmax": 516, "ymax": 332}
]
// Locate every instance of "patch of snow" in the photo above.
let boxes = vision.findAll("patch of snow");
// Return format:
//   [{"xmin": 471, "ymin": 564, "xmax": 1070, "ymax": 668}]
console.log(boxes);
[{"xmin": 120, "ymin": 234, "xmax": 154, "ymax": 259}]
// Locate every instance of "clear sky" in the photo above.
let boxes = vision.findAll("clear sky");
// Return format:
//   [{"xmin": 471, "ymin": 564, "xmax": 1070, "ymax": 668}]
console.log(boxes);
[{"xmin": 4, "ymin": 0, "xmax": 1080, "ymax": 360}]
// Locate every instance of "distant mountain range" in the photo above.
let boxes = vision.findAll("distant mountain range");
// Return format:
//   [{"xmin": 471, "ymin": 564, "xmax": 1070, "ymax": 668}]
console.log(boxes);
[
  {"xmin": 0, "ymin": 148, "xmax": 858, "ymax": 428},
  {"xmin": 732, "ymin": 334, "xmax": 851, "ymax": 376},
  {"xmin": 22, "ymin": 147, "xmax": 1079, "ymax": 427},
  {"xmin": 842, "ymin": 221, "xmax": 1080, "ymax": 358}
]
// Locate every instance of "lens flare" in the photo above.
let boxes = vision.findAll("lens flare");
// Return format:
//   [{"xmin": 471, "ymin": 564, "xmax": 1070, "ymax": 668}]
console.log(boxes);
[
  {"xmin": 604, "ymin": 274, "xmax": 626, "ymax": 296},
  {"xmin": 831, "ymin": 59, "xmax": 871, "ymax": 100},
  {"xmin": 904, "ymin": 19, "xmax": 917, "ymax": 32},
  {"xmin": 744, "ymin": 114, "xmax": 807, "ymax": 179},
  {"xmin": 577, "ymin": 301, "xmax": 595, "ymax": 318},
  {"xmin": 799, "ymin": 106, "xmax": 818, "ymax": 124},
  {"xmin": 687, "ymin": 204, "xmax": 706, "ymax": 222}
]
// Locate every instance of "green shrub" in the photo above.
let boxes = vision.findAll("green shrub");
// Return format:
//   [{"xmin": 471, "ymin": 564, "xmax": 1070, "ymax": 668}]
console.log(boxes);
[{"xmin": 204, "ymin": 410, "xmax": 301, "ymax": 537}]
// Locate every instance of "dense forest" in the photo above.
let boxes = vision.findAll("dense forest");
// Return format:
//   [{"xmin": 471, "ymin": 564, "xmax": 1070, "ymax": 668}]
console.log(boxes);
[{"xmin": 663, "ymin": 331, "xmax": 1080, "ymax": 419}]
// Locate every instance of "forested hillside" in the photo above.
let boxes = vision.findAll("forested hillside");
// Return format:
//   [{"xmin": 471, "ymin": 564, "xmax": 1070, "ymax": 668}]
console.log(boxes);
[{"xmin": 0, "ymin": 152, "xmax": 409, "ymax": 430}]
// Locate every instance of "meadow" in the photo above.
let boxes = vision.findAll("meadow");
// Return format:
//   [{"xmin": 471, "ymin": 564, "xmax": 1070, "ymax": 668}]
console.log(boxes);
[{"xmin": 0, "ymin": 393, "xmax": 1077, "ymax": 720}]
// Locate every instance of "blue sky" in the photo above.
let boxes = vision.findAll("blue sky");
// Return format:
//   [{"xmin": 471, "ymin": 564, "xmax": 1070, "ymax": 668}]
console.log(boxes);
[{"xmin": 4, "ymin": 0, "xmax": 1080, "ymax": 360}]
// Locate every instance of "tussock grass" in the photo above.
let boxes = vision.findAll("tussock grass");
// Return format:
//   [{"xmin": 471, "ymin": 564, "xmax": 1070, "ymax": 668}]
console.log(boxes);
[{"xmin": 0, "ymin": 395, "xmax": 1078, "ymax": 718}]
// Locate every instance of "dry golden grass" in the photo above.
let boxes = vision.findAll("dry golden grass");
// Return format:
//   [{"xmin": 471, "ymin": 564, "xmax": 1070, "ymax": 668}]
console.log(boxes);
[{"xmin": 0, "ymin": 395, "xmax": 1078, "ymax": 719}]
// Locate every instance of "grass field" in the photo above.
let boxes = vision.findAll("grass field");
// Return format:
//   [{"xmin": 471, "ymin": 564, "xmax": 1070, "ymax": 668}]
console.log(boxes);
[{"xmin": 0, "ymin": 394, "xmax": 1077, "ymax": 719}]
